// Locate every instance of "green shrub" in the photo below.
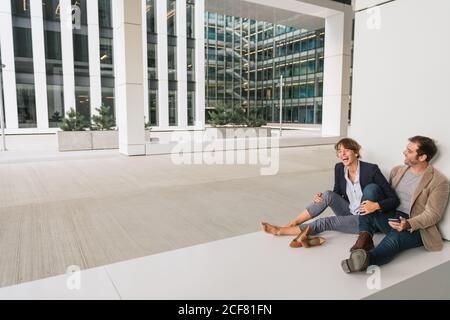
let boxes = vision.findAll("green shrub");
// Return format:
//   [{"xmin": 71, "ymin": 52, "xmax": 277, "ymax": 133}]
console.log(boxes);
[
  {"xmin": 208, "ymin": 103, "xmax": 267, "ymax": 127},
  {"xmin": 91, "ymin": 104, "xmax": 116, "ymax": 131},
  {"xmin": 59, "ymin": 108, "xmax": 90, "ymax": 131}
]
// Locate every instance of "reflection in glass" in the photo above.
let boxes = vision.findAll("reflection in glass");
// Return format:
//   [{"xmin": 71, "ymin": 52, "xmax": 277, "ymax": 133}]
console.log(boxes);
[
  {"xmin": 17, "ymin": 84, "xmax": 37, "ymax": 128},
  {"xmin": 43, "ymin": 0, "xmax": 61, "ymax": 21},
  {"xmin": 187, "ymin": 48, "xmax": 195, "ymax": 81},
  {"xmin": 75, "ymin": 86, "xmax": 90, "ymax": 120},
  {"xmin": 98, "ymin": 0, "xmax": 112, "ymax": 28},
  {"xmin": 44, "ymin": 31, "xmax": 63, "ymax": 75},
  {"xmin": 147, "ymin": 0, "xmax": 156, "ymax": 33},
  {"xmin": 71, "ymin": 0, "xmax": 87, "ymax": 26},
  {"xmin": 48, "ymin": 85, "xmax": 65, "ymax": 128},
  {"xmin": 148, "ymin": 43, "xmax": 157, "ymax": 79},
  {"xmin": 11, "ymin": 0, "xmax": 31, "ymax": 17},
  {"xmin": 167, "ymin": 0, "xmax": 176, "ymax": 36},
  {"xmin": 168, "ymin": 90, "xmax": 177, "ymax": 126},
  {"xmin": 149, "ymin": 90, "xmax": 158, "ymax": 126},
  {"xmin": 13, "ymin": 27, "xmax": 34, "ymax": 74},
  {"xmin": 188, "ymin": 90, "xmax": 195, "ymax": 126},
  {"xmin": 168, "ymin": 45, "xmax": 177, "ymax": 81},
  {"xmin": 101, "ymin": 86, "xmax": 115, "ymax": 120},
  {"xmin": 186, "ymin": 0, "xmax": 195, "ymax": 39}
]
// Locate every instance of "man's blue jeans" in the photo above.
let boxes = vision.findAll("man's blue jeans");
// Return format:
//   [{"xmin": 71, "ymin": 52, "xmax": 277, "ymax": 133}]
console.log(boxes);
[{"xmin": 359, "ymin": 210, "xmax": 423, "ymax": 266}]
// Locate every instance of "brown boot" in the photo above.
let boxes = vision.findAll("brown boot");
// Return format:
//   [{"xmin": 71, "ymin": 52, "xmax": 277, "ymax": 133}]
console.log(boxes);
[{"xmin": 350, "ymin": 232, "xmax": 374, "ymax": 252}]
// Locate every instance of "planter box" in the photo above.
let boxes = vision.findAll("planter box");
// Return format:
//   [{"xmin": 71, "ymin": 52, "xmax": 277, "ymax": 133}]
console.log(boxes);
[
  {"xmin": 58, "ymin": 130, "xmax": 154, "ymax": 152},
  {"xmin": 212, "ymin": 127, "xmax": 272, "ymax": 139},
  {"xmin": 92, "ymin": 131, "xmax": 119, "ymax": 150},
  {"xmin": 57, "ymin": 131, "xmax": 92, "ymax": 152}
]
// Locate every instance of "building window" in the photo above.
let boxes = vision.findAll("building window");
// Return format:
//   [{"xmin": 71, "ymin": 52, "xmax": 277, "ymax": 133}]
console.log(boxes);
[
  {"xmin": 11, "ymin": 0, "xmax": 31, "ymax": 17},
  {"xmin": 43, "ymin": 0, "xmax": 61, "ymax": 21},
  {"xmin": 75, "ymin": 86, "xmax": 90, "ymax": 120},
  {"xmin": 99, "ymin": 0, "xmax": 113, "ymax": 28},
  {"xmin": 13, "ymin": 27, "xmax": 34, "ymax": 74},
  {"xmin": 188, "ymin": 90, "xmax": 195, "ymax": 126},
  {"xmin": 168, "ymin": 45, "xmax": 177, "ymax": 81},
  {"xmin": 44, "ymin": 31, "xmax": 63, "ymax": 66},
  {"xmin": 168, "ymin": 90, "xmax": 178, "ymax": 126},
  {"xmin": 71, "ymin": 0, "xmax": 88, "ymax": 26},
  {"xmin": 17, "ymin": 84, "xmax": 37, "ymax": 128},
  {"xmin": 48, "ymin": 85, "xmax": 65, "ymax": 128},
  {"xmin": 147, "ymin": 0, "xmax": 156, "ymax": 33},
  {"xmin": 186, "ymin": 0, "xmax": 195, "ymax": 39},
  {"xmin": 167, "ymin": 0, "xmax": 176, "ymax": 36},
  {"xmin": 187, "ymin": 48, "xmax": 195, "ymax": 81},
  {"xmin": 149, "ymin": 89, "xmax": 158, "ymax": 126},
  {"xmin": 148, "ymin": 43, "xmax": 157, "ymax": 80}
]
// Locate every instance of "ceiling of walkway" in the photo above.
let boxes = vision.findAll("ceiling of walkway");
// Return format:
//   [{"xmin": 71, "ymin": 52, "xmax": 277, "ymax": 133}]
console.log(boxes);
[{"xmin": 205, "ymin": 0, "xmax": 351, "ymax": 31}]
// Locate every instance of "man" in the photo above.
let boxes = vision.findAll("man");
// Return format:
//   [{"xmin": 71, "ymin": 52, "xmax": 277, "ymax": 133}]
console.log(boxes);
[{"xmin": 342, "ymin": 136, "xmax": 449, "ymax": 273}]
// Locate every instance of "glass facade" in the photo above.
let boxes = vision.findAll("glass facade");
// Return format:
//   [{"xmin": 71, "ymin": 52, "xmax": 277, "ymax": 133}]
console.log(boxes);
[
  {"xmin": 205, "ymin": 13, "xmax": 325, "ymax": 125},
  {"xmin": 168, "ymin": 90, "xmax": 177, "ymax": 126},
  {"xmin": 11, "ymin": 0, "xmax": 37, "ymax": 128},
  {"xmin": 43, "ymin": 0, "xmax": 64, "ymax": 127},
  {"xmin": 149, "ymin": 89, "xmax": 158, "ymax": 126},
  {"xmin": 186, "ymin": 0, "xmax": 195, "ymax": 39},
  {"xmin": 147, "ymin": 0, "xmax": 158, "ymax": 126},
  {"xmin": 146, "ymin": 0, "xmax": 156, "ymax": 33},
  {"xmin": 99, "ymin": 0, "xmax": 115, "ymax": 120},
  {"xmin": 1, "ymin": 0, "xmax": 347, "ymax": 131},
  {"xmin": 188, "ymin": 90, "xmax": 195, "ymax": 126},
  {"xmin": 168, "ymin": 44, "xmax": 177, "ymax": 81},
  {"xmin": 72, "ymin": 0, "xmax": 91, "ymax": 120},
  {"xmin": 167, "ymin": 0, "xmax": 176, "ymax": 36}
]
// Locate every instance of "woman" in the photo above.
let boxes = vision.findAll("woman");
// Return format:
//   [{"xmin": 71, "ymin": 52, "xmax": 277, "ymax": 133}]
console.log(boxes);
[{"xmin": 262, "ymin": 138, "xmax": 399, "ymax": 248}]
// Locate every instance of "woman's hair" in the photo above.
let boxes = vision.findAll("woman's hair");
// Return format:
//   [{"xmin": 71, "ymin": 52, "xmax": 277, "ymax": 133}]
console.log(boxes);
[{"xmin": 334, "ymin": 138, "xmax": 362, "ymax": 159}]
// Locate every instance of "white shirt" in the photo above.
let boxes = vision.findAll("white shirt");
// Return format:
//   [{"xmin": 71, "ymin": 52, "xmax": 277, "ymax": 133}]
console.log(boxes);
[{"xmin": 344, "ymin": 161, "xmax": 363, "ymax": 215}]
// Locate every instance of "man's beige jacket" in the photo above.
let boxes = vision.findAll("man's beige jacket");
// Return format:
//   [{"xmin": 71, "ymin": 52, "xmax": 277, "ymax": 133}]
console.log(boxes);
[{"xmin": 390, "ymin": 165, "xmax": 449, "ymax": 251}]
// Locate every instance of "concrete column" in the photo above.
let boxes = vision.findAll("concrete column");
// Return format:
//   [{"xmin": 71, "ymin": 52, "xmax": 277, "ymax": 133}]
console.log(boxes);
[
  {"xmin": 60, "ymin": 0, "xmax": 76, "ymax": 115},
  {"xmin": 157, "ymin": 0, "xmax": 169, "ymax": 129},
  {"xmin": 112, "ymin": 0, "xmax": 146, "ymax": 156},
  {"xmin": 87, "ymin": 0, "xmax": 102, "ymax": 117},
  {"xmin": 30, "ymin": 0, "xmax": 49, "ymax": 130},
  {"xmin": 142, "ymin": 0, "xmax": 149, "ymax": 123},
  {"xmin": 176, "ymin": 0, "xmax": 187, "ymax": 128},
  {"xmin": 321, "ymin": 9, "xmax": 352, "ymax": 137},
  {"xmin": 194, "ymin": 0, "xmax": 205, "ymax": 129},
  {"xmin": 0, "ymin": 1, "xmax": 19, "ymax": 129}
]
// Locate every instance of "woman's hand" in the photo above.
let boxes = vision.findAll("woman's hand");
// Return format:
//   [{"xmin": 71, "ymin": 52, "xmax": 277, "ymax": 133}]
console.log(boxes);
[
  {"xmin": 359, "ymin": 200, "xmax": 381, "ymax": 215},
  {"xmin": 313, "ymin": 193, "xmax": 323, "ymax": 204}
]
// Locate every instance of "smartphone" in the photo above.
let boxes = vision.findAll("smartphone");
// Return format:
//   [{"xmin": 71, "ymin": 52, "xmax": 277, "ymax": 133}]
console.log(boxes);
[{"xmin": 388, "ymin": 218, "xmax": 400, "ymax": 222}]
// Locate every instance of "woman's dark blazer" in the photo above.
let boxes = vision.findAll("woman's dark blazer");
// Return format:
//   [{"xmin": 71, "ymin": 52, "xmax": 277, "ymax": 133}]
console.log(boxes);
[{"xmin": 333, "ymin": 161, "xmax": 399, "ymax": 213}]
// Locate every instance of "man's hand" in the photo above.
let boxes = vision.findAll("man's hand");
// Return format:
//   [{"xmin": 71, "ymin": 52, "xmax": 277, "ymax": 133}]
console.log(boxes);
[
  {"xmin": 389, "ymin": 217, "xmax": 411, "ymax": 232},
  {"xmin": 359, "ymin": 201, "xmax": 381, "ymax": 215},
  {"xmin": 313, "ymin": 193, "xmax": 323, "ymax": 204}
]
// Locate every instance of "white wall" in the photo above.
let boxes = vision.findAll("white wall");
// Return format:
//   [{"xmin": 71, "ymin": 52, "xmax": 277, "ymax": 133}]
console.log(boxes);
[{"xmin": 350, "ymin": 0, "xmax": 450, "ymax": 237}]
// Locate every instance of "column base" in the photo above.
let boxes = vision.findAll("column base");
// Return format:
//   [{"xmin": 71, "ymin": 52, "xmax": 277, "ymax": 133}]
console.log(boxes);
[{"xmin": 119, "ymin": 144, "xmax": 146, "ymax": 156}]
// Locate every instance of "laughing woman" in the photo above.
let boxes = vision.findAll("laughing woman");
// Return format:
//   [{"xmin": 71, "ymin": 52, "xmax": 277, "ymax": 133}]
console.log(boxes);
[{"xmin": 262, "ymin": 138, "xmax": 399, "ymax": 248}]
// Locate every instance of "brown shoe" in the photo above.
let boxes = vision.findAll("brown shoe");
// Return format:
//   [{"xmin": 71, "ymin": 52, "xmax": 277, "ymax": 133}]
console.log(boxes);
[
  {"xmin": 289, "ymin": 226, "xmax": 309, "ymax": 248},
  {"xmin": 350, "ymin": 232, "xmax": 374, "ymax": 252}
]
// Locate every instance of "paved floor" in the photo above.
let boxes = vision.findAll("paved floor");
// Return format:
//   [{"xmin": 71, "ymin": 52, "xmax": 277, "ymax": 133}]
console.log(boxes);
[{"xmin": 0, "ymin": 135, "xmax": 337, "ymax": 288}]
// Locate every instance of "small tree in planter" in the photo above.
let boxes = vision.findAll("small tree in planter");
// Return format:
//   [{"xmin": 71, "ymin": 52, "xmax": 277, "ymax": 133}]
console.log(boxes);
[
  {"xmin": 59, "ymin": 108, "xmax": 90, "ymax": 131},
  {"xmin": 245, "ymin": 108, "xmax": 267, "ymax": 128},
  {"xmin": 91, "ymin": 104, "xmax": 116, "ymax": 131},
  {"xmin": 208, "ymin": 103, "xmax": 231, "ymax": 127},
  {"xmin": 57, "ymin": 108, "xmax": 91, "ymax": 151},
  {"xmin": 91, "ymin": 105, "xmax": 119, "ymax": 150}
]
